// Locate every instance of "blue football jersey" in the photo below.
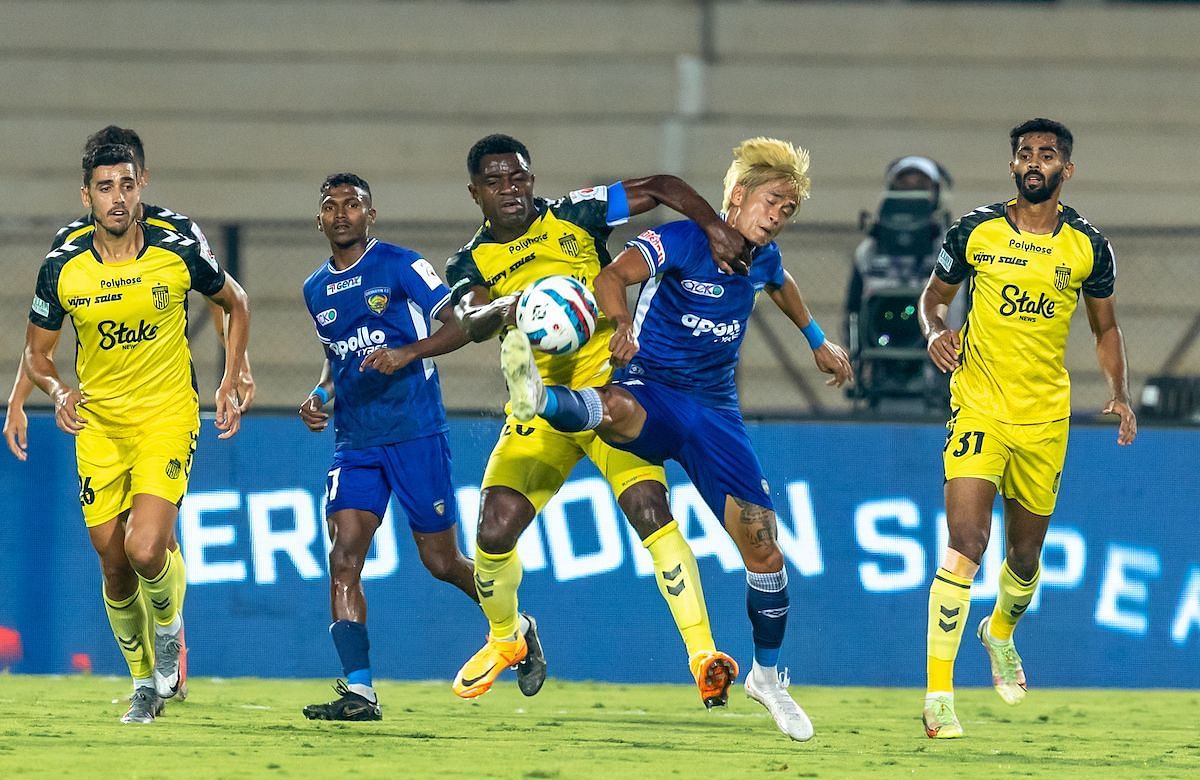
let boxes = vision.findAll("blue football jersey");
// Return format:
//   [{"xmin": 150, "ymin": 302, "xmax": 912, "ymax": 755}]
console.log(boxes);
[
  {"xmin": 302, "ymin": 239, "xmax": 452, "ymax": 449},
  {"xmin": 620, "ymin": 220, "xmax": 785, "ymax": 407}
]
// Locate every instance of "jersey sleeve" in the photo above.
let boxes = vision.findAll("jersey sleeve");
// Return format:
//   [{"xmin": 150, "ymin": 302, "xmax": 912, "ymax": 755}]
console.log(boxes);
[
  {"xmin": 933, "ymin": 219, "xmax": 971, "ymax": 285},
  {"xmin": 759, "ymin": 243, "xmax": 786, "ymax": 289},
  {"xmin": 29, "ymin": 256, "xmax": 67, "ymax": 331},
  {"xmin": 1082, "ymin": 238, "xmax": 1116, "ymax": 299},
  {"xmin": 48, "ymin": 216, "xmax": 91, "ymax": 252},
  {"xmin": 625, "ymin": 221, "xmax": 696, "ymax": 277},
  {"xmin": 181, "ymin": 238, "xmax": 227, "ymax": 296},
  {"xmin": 553, "ymin": 183, "xmax": 627, "ymax": 232},
  {"xmin": 397, "ymin": 253, "xmax": 453, "ymax": 320},
  {"xmin": 445, "ymin": 247, "xmax": 486, "ymax": 306},
  {"xmin": 184, "ymin": 219, "xmax": 218, "ymax": 267}
]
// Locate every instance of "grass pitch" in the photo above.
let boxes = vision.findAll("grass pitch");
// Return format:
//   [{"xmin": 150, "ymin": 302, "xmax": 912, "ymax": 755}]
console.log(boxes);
[{"xmin": 0, "ymin": 676, "xmax": 1197, "ymax": 779}]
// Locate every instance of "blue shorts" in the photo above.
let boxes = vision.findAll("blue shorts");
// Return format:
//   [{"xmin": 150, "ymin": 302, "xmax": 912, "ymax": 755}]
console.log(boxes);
[
  {"xmin": 325, "ymin": 433, "xmax": 458, "ymax": 534},
  {"xmin": 610, "ymin": 378, "xmax": 773, "ymax": 520}
]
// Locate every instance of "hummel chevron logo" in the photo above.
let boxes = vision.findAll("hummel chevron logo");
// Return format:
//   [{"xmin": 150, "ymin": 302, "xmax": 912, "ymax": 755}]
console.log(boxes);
[
  {"xmin": 151, "ymin": 597, "xmax": 170, "ymax": 611},
  {"xmin": 1010, "ymin": 602, "xmax": 1030, "ymax": 618},
  {"xmin": 474, "ymin": 575, "xmax": 494, "ymax": 598},
  {"xmin": 161, "ymin": 230, "xmax": 196, "ymax": 247},
  {"xmin": 661, "ymin": 563, "xmax": 682, "ymax": 581},
  {"xmin": 939, "ymin": 606, "xmax": 960, "ymax": 618},
  {"xmin": 938, "ymin": 606, "xmax": 960, "ymax": 632},
  {"xmin": 666, "ymin": 580, "xmax": 687, "ymax": 597},
  {"xmin": 117, "ymin": 634, "xmax": 143, "ymax": 652},
  {"xmin": 46, "ymin": 241, "xmax": 80, "ymax": 259}
]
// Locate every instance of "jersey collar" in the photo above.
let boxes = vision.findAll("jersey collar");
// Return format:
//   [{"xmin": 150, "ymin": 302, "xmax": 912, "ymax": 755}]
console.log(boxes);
[{"xmin": 326, "ymin": 237, "xmax": 378, "ymax": 274}]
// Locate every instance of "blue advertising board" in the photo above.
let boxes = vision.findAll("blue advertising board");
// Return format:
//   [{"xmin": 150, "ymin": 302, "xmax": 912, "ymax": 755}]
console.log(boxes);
[{"xmin": 1, "ymin": 415, "xmax": 1197, "ymax": 688}]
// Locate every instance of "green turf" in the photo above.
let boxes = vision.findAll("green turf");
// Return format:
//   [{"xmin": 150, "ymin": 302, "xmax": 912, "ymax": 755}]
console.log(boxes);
[{"xmin": 0, "ymin": 676, "xmax": 1197, "ymax": 779}]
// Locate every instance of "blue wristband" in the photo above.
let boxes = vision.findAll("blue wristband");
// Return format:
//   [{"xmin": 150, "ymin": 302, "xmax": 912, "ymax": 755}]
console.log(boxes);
[
  {"xmin": 801, "ymin": 319, "xmax": 826, "ymax": 350},
  {"xmin": 311, "ymin": 385, "xmax": 330, "ymax": 405}
]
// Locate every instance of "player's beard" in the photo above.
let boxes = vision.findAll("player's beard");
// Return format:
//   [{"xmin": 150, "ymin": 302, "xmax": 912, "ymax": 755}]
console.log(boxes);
[{"xmin": 1016, "ymin": 170, "xmax": 1061, "ymax": 204}]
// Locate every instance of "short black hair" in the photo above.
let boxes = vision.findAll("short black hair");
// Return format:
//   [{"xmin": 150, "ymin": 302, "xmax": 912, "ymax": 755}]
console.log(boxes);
[
  {"xmin": 467, "ymin": 134, "xmax": 531, "ymax": 176},
  {"xmin": 320, "ymin": 172, "xmax": 371, "ymax": 200},
  {"xmin": 82, "ymin": 143, "xmax": 138, "ymax": 185},
  {"xmin": 1010, "ymin": 118, "xmax": 1074, "ymax": 161},
  {"xmin": 84, "ymin": 126, "xmax": 145, "ymax": 168}
]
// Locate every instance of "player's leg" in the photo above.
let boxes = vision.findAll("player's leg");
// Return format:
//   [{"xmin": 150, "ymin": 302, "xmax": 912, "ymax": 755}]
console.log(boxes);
[
  {"xmin": 979, "ymin": 417, "xmax": 1065, "ymax": 706},
  {"xmin": 304, "ymin": 448, "xmax": 388, "ymax": 720},
  {"xmin": 125, "ymin": 425, "xmax": 197, "ymax": 701},
  {"xmin": 454, "ymin": 422, "xmax": 577, "ymax": 698},
  {"xmin": 78, "ymin": 431, "xmax": 162, "ymax": 722},
  {"xmin": 123, "ymin": 494, "xmax": 187, "ymax": 701},
  {"xmin": 304, "ymin": 507, "xmax": 384, "ymax": 721}
]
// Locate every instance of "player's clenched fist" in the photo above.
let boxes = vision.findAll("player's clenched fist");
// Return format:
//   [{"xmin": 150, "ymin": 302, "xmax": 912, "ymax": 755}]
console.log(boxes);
[
  {"xmin": 926, "ymin": 328, "xmax": 961, "ymax": 374},
  {"xmin": 299, "ymin": 393, "xmax": 330, "ymax": 433},
  {"xmin": 52, "ymin": 386, "xmax": 87, "ymax": 435},
  {"xmin": 609, "ymin": 322, "xmax": 640, "ymax": 368}
]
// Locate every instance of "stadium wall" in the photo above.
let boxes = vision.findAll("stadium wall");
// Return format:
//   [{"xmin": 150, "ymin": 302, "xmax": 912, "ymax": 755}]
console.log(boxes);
[{"xmin": 2, "ymin": 415, "xmax": 1197, "ymax": 688}]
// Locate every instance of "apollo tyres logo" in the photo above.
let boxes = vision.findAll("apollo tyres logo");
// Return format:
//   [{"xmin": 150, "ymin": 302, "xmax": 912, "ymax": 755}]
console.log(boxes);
[
  {"xmin": 329, "ymin": 326, "xmax": 386, "ymax": 359},
  {"xmin": 681, "ymin": 313, "xmax": 742, "ymax": 342}
]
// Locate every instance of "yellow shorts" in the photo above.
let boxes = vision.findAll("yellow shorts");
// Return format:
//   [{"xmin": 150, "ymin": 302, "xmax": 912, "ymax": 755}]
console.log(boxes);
[
  {"xmin": 75, "ymin": 423, "xmax": 199, "ymax": 526},
  {"xmin": 942, "ymin": 406, "xmax": 1069, "ymax": 516},
  {"xmin": 482, "ymin": 412, "xmax": 666, "ymax": 514}
]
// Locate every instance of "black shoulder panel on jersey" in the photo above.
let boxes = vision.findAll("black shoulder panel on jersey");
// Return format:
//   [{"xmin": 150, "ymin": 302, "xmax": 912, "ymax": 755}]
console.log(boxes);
[
  {"xmin": 548, "ymin": 194, "xmax": 614, "ymax": 267},
  {"xmin": 445, "ymin": 228, "xmax": 489, "ymax": 306},
  {"xmin": 146, "ymin": 223, "xmax": 225, "ymax": 296},
  {"xmin": 30, "ymin": 239, "xmax": 89, "ymax": 330},
  {"xmin": 49, "ymin": 215, "xmax": 95, "ymax": 252},
  {"xmin": 1061, "ymin": 204, "xmax": 1116, "ymax": 299},
  {"xmin": 934, "ymin": 202, "xmax": 1007, "ymax": 285}
]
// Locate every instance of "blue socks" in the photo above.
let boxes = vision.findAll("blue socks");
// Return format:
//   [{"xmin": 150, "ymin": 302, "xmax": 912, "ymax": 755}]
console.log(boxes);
[
  {"xmin": 330, "ymin": 620, "xmax": 372, "ymax": 687},
  {"xmin": 746, "ymin": 568, "xmax": 789, "ymax": 668},
  {"xmin": 541, "ymin": 386, "xmax": 603, "ymax": 432}
]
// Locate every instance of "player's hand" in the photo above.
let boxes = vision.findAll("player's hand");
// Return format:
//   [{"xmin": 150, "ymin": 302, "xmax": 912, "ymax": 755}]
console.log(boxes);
[
  {"xmin": 703, "ymin": 220, "xmax": 752, "ymax": 276},
  {"xmin": 499, "ymin": 293, "xmax": 521, "ymax": 327},
  {"xmin": 214, "ymin": 380, "xmax": 242, "ymax": 440},
  {"xmin": 52, "ymin": 387, "xmax": 87, "ymax": 436},
  {"xmin": 359, "ymin": 346, "xmax": 416, "ymax": 375},
  {"xmin": 927, "ymin": 328, "xmax": 961, "ymax": 373},
  {"xmin": 236, "ymin": 366, "xmax": 256, "ymax": 413},
  {"xmin": 298, "ymin": 393, "xmax": 330, "ymax": 432},
  {"xmin": 3, "ymin": 404, "xmax": 29, "ymax": 460},
  {"xmin": 1103, "ymin": 398, "xmax": 1137, "ymax": 446},
  {"xmin": 609, "ymin": 322, "xmax": 640, "ymax": 368},
  {"xmin": 813, "ymin": 341, "xmax": 854, "ymax": 388}
]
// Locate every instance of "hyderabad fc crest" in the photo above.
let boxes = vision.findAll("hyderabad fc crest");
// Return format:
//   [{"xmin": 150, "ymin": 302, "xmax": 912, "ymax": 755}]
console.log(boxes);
[
  {"xmin": 559, "ymin": 234, "xmax": 580, "ymax": 257},
  {"xmin": 1054, "ymin": 265, "xmax": 1071, "ymax": 292},
  {"xmin": 364, "ymin": 287, "xmax": 390, "ymax": 315},
  {"xmin": 152, "ymin": 284, "xmax": 170, "ymax": 310}
]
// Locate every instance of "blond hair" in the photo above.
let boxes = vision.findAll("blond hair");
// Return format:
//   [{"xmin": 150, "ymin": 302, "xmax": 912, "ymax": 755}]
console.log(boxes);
[{"xmin": 721, "ymin": 137, "xmax": 811, "ymax": 212}]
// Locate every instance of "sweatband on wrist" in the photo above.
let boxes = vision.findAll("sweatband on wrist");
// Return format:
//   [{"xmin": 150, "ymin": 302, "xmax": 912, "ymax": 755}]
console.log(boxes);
[
  {"xmin": 311, "ymin": 386, "xmax": 330, "ymax": 405},
  {"xmin": 801, "ymin": 320, "xmax": 826, "ymax": 350}
]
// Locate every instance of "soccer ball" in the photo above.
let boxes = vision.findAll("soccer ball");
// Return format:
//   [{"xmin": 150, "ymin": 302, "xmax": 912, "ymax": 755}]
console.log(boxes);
[{"xmin": 515, "ymin": 276, "xmax": 598, "ymax": 355}]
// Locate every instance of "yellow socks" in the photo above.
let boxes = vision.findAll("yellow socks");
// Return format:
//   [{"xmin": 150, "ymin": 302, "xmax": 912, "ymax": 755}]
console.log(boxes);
[
  {"xmin": 927, "ymin": 567, "xmax": 974, "ymax": 693},
  {"xmin": 643, "ymin": 521, "xmax": 714, "ymax": 659},
  {"xmin": 139, "ymin": 553, "xmax": 182, "ymax": 628},
  {"xmin": 103, "ymin": 586, "xmax": 153, "ymax": 680},
  {"xmin": 989, "ymin": 560, "xmax": 1039, "ymax": 641},
  {"xmin": 474, "ymin": 546, "xmax": 523, "ymax": 639},
  {"xmin": 170, "ymin": 545, "xmax": 187, "ymax": 613}
]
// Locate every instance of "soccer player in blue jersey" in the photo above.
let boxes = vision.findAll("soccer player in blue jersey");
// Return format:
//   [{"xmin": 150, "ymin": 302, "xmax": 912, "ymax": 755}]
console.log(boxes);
[
  {"xmin": 505, "ymin": 138, "xmax": 853, "ymax": 741},
  {"xmin": 298, "ymin": 173, "xmax": 545, "ymax": 720}
]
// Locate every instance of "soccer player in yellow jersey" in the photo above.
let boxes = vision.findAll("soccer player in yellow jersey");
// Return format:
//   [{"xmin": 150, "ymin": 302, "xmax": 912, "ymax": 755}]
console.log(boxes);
[
  {"xmin": 918, "ymin": 118, "xmax": 1136, "ymax": 738},
  {"xmin": 4, "ymin": 125, "xmax": 254, "ymax": 462},
  {"xmin": 446, "ymin": 134, "xmax": 748, "ymax": 705},
  {"xmin": 23, "ymin": 143, "xmax": 251, "ymax": 723}
]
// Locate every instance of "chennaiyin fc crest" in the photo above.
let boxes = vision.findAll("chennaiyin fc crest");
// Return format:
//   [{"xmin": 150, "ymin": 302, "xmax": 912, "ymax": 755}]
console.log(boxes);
[{"xmin": 364, "ymin": 287, "xmax": 390, "ymax": 316}]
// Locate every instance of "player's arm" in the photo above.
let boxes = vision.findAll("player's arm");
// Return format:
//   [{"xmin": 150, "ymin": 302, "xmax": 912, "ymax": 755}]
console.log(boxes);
[
  {"xmin": 205, "ymin": 277, "xmax": 250, "ymax": 440},
  {"xmin": 620, "ymin": 175, "xmax": 750, "ymax": 274},
  {"xmin": 299, "ymin": 358, "xmax": 333, "ymax": 433},
  {"xmin": 5, "ymin": 344, "xmax": 54, "ymax": 460},
  {"xmin": 595, "ymin": 248, "xmax": 653, "ymax": 367},
  {"xmin": 1085, "ymin": 293, "xmax": 1136, "ymax": 446},
  {"xmin": 919, "ymin": 274, "xmax": 962, "ymax": 374},
  {"xmin": 23, "ymin": 323, "xmax": 86, "ymax": 436},
  {"xmin": 208, "ymin": 277, "xmax": 255, "ymax": 412},
  {"xmin": 766, "ymin": 270, "xmax": 853, "ymax": 388},
  {"xmin": 454, "ymin": 286, "xmax": 519, "ymax": 343},
  {"xmin": 360, "ymin": 306, "xmax": 471, "ymax": 375}
]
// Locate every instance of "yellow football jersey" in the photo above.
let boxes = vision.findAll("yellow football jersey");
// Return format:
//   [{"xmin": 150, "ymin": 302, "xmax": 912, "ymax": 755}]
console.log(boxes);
[
  {"xmin": 29, "ymin": 223, "xmax": 227, "ymax": 436},
  {"xmin": 935, "ymin": 199, "xmax": 1116, "ymax": 424},
  {"xmin": 446, "ymin": 187, "xmax": 625, "ymax": 388}
]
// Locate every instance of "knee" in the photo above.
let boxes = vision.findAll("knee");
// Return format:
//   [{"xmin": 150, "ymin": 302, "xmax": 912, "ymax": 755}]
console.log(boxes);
[
  {"xmin": 123, "ymin": 536, "xmax": 164, "ymax": 576},
  {"xmin": 420, "ymin": 549, "xmax": 464, "ymax": 582},
  {"xmin": 743, "ymin": 545, "xmax": 784, "ymax": 573},
  {"xmin": 327, "ymin": 546, "xmax": 365, "ymax": 584},
  {"xmin": 1005, "ymin": 544, "xmax": 1041, "ymax": 580},
  {"xmin": 99, "ymin": 556, "xmax": 137, "ymax": 595},
  {"xmin": 617, "ymin": 483, "xmax": 670, "ymax": 540},
  {"xmin": 476, "ymin": 493, "xmax": 528, "ymax": 554},
  {"xmin": 947, "ymin": 529, "xmax": 990, "ymax": 566}
]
